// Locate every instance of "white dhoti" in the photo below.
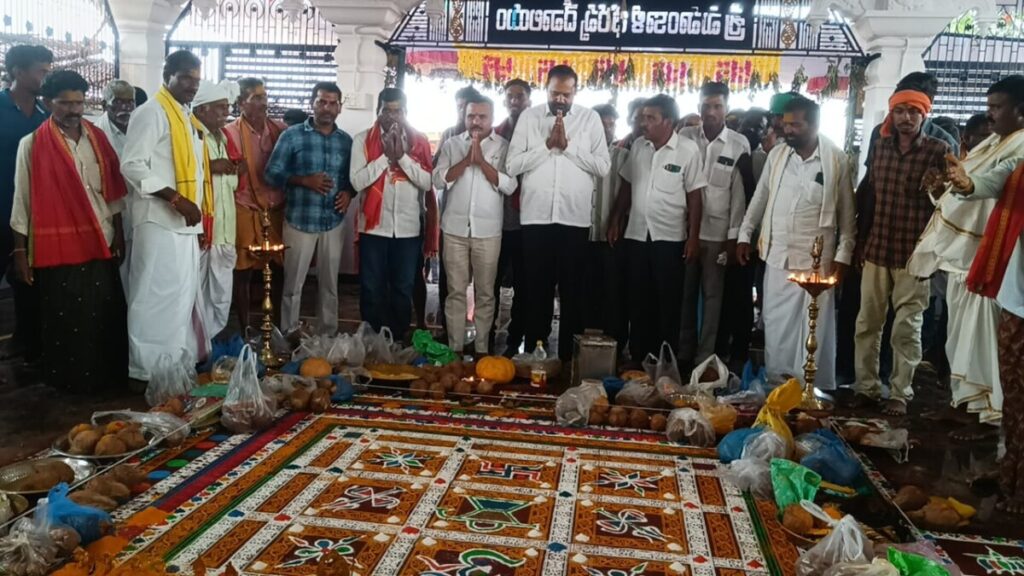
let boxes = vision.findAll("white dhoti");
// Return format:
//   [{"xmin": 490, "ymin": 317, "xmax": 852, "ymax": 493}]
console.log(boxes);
[
  {"xmin": 763, "ymin": 264, "xmax": 837, "ymax": 390},
  {"xmin": 200, "ymin": 244, "xmax": 237, "ymax": 338},
  {"xmin": 128, "ymin": 223, "xmax": 201, "ymax": 381},
  {"xmin": 946, "ymin": 272, "xmax": 1003, "ymax": 423}
]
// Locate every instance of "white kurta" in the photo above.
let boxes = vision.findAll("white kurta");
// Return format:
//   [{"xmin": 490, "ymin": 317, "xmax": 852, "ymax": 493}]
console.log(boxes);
[
  {"xmin": 199, "ymin": 245, "xmax": 237, "ymax": 339},
  {"xmin": 909, "ymin": 130, "xmax": 1024, "ymax": 423},
  {"xmin": 764, "ymin": 265, "xmax": 837, "ymax": 390}
]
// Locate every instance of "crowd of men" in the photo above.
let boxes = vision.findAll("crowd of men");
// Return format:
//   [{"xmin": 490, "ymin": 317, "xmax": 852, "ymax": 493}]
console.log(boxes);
[{"xmin": 2, "ymin": 43, "xmax": 1024, "ymax": 512}]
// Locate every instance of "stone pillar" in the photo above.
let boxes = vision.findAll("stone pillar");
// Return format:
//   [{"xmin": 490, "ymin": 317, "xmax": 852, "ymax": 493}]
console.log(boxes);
[
  {"xmin": 107, "ymin": 0, "xmax": 185, "ymax": 93},
  {"xmin": 333, "ymin": 25, "xmax": 390, "ymax": 136}
]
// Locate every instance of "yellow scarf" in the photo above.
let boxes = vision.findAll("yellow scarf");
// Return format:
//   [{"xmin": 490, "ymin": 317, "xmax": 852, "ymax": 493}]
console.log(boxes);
[{"xmin": 155, "ymin": 86, "xmax": 213, "ymax": 218}]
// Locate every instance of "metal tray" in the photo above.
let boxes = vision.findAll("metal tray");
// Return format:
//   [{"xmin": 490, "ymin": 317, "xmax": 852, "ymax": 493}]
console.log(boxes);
[
  {"xmin": 0, "ymin": 457, "xmax": 95, "ymax": 496},
  {"xmin": 51, "ymin": 429, "xmax": 160, "ymax": 461}
]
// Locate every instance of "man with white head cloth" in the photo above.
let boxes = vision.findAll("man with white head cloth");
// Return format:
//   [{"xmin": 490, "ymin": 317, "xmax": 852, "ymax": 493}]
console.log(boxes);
[
  {"xmin": 192, "ymin": 79, "xmax": 241, "ymax": 339},
  {"xmin": 95, "ymin": 79, "xmax": 137, "ymax": 290}
]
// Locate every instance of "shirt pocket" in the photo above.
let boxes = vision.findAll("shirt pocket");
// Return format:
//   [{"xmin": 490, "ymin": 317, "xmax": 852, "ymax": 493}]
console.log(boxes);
[
  {"xmin": 652, "ymin": 165, "xmax": 684, "ymax": 193},
  {"xmin": 709, "ymin": 158, "xmax": 733, "ymax": 189}
]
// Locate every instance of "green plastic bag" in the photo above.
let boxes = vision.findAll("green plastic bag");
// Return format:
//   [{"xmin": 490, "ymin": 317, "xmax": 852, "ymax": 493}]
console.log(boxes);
[
  {"xmin": 771, "ymin": 458, "xmax": 821, "ymax": 511},
  {"xmin": 412, "ymin": 330, "xmax": 458, "ymax": 365},
  {"xmin": 887, "ymin": 548, "xmax": 950, "ymax": 576}
]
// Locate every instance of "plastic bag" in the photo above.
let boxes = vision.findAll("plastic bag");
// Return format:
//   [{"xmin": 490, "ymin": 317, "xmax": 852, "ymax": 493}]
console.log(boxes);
[
  {"xmin": 753, "ymin": 378, "xmax": 802, "ymax": 456},
  {"xmin": 555, "ymin": 381, "xmax": 607, "ymax": 427},
  {"xmin": 687, "ymin": 354, "xmax": 730, "ymax": 395},
  {"xmin": 221, "ymin": 345, "xmax": 277, "ymax": 433},
  {"xmin": 45, "ymin": 484, "xmax": 111, "ymax": 544},
  {"xmin": 880, "ymin": 542, "xmax": 959, "ymax": 576},
  {"xmin": 771, "ymin": 459, "xmax": 821, "ymax": 510},
  {"xmin": 795, "ymin": 431, "xmax": 833, "ymax": 460},
  {"xmin": 725, "ymin": 458, "xmax": 773, "ymax": 499},
  {"xmin": 700, "ymin": 399, "xmax": 738, "ymax": 435},
  {"xmin": 615, "ymin": 380, "xmax": 664, "ymax": 408},
  {"xmin": 796, "ymin": 515, "xmax": 873, "ymax": 576},
  {"xmin": 800, "ymin": 430, "xmax": 863, "ymax": 487},
  {"xmin": 246, "ymin": 325, "xmax": 292, "ymax": 357},
  {"xmin": 644, "ymin": 342, "xmax": 684, "ymax": 399},
  {"xmin": 743, "ymin": 430, "xmax": 788, "ymax": 462},
  {"xmin": 666, "ymin": 408, "xmax": 716, "ymax": 447},
  {"xmin": 392, "ymin": 345, "xmax": 420, "ymax": 365},
  {"xmin": 91, "ymin": 410, "xmax": 190, "ymax": 447},
  {"xmin": 413, "ymin": 329, "xmax": 457, "ymax": 365},
  {"xmin": 357, "ymin": 322, "xmax": 395, "ymax": 364},
  {"xmin": 719, "ymin": 428, "xmax": 764, "ymax": 463},
  {"xmin": 145, "ymin": 348, "xmax": 197, "ymax": 407},
  {"xmin": 887, "ymin": 548, "xmax": 951, "ymax": 576},
  {"xmin": 824, "ymin": 559, "xmax": 900, "ymax": 576},
  {"xmin": 210, "ymin": 356, "xmax": 237, "ymax": 383},
  {"xmin": 720, "ymin": 362, "xmax": 768, "ymax": 406},
  {"xmin": 0, "ymin": 502, "xmax": 58, "ymax": 576},
  {"xmin": 861, "ymin": 428, "xmax": 912, "ymax": 463}
]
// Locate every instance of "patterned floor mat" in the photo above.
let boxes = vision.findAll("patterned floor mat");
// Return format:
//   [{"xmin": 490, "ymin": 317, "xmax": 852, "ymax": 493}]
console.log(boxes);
[{"xmin": 114, "ymin": 408, "xmax": 800, "ymax": 576}]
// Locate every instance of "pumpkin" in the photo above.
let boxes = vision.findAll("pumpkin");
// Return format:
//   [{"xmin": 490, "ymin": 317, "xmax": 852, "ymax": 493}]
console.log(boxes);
[
  {"xmin": 475, "ymin": 356, "xmax": 516, "ymax": 384},
  {"xmin": 300, "ymin": 357, "xmax": 332, "ymax": 378}
]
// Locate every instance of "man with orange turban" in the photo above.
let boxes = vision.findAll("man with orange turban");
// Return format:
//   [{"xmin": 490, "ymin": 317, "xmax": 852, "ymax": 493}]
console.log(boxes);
[{"xmin": 851, "ymin": 89, "xmax": 951, "ymax": 416}]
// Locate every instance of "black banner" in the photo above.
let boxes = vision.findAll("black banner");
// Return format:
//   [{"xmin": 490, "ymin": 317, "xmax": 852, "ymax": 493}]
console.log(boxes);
[{"xmin": 487, "ymin": 1, "xmax": 755, "ymax": 51}]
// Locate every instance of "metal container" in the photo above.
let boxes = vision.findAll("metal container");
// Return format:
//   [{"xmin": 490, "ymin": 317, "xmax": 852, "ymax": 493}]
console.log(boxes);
[
  {"xmin": 0, "ymin": 457, "xmax": 95, "ymax": 496},
  {"xmin": 571, "ymin": 331, "xmax": 618, "ymax": 386}
]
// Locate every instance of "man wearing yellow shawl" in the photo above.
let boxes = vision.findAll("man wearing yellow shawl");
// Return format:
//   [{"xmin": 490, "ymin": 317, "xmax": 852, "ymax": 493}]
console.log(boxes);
[
  {"xmin": 908, "ymin": 75, "xmax": 1024, "ymax": 441},
  {"xmin": 120, "ymin": 50, "xmax": 206, "ymax": 384}
]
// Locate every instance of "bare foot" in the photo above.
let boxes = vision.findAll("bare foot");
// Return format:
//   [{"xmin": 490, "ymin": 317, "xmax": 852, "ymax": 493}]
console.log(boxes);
[
  {"xmin": 922, "ymin": 405, "xmax": 972, "ymax": 424},
  {"xmin": 881, "ymin": 399, "xmax": 907, "ymax": 417},
  {"xmin": 949, "ymin": 422, "xmax": 1000, "ymax": 442},
  {"xmin": 997, "ymin": 498, "xmax": 1024, "ymax": 515}
]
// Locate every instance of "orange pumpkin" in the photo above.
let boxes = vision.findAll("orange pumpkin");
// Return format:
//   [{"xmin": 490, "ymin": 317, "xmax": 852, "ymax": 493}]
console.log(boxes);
[
  {"xmin": 300, "ymin": 357, "xmax": 332, "ymax": 378},
  {"xmin": 475, "ymin": 356, "xmax": 515, "ymax": 384}
]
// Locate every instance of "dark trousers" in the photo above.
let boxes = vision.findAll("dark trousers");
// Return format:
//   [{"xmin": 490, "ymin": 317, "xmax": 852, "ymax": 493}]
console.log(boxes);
[
  {"xmin": 584, "ymin": 241, "xmax": 629, "ymax": 353},
  {"xmin": 493, "ymin": 229, "xmax": 525, "ymax": 354},
  {"xmin": 716, "ymin": 260, "xmax": 755, "ymax": 369},
  {"xmin": 359, "ymin": 234, "xmax": 422, "ymax": 343},
  {"xmin": 521, "ymin": 224, "xmax": 588, "ymax": 361},
  {"xmin": 626, "ymin": 239, "xmax": 685, "ymax": 363}
]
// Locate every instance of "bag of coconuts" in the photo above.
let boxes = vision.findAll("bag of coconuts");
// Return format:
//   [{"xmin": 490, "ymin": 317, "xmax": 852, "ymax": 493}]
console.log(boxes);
[
  {"xmin": 222, "ymin": 345, "xmax": 277, "ymax": 433},
  {"xmin": 555, "ymin": 380, "xmax": 607, "ymax": 427}
]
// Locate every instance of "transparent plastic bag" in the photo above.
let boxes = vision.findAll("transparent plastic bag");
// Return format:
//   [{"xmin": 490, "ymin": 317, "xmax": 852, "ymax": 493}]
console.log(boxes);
[
  {"xmin": 796, "ymin": 515, "xmax": 873, "ymax": 576},
  {"xmin": 326, "ymin": 335, "xmax": 352, "ymax": 366},
  {"xmin": 823, "ymin": 559, "xmax": 899, "ymax": 576},
  {"xmin": 357, "ymin": 322, "xmax": 395, "ymax": 364},
  {"xmin": 210, "ymin": 356, "xmax": 237, "ymax": 383},
  {"xmin": 687, "ymin": 354, "xmax": 730, "ymax": 395},
  {"xmin": 699, "ymin": 399, "xmax": 738, "ymax": 435},
  {"xmin": 666, "ymin": 408, "xmax": 716, "ymax": 447},
  {"xmin": 742, "ymin": 430, "xmax": 788, "ymax": 462},
  {"xmin": 720, "ymin": 362, "xmax": 767, "ymax": 406},
  {"xmin": 644, "ymin": 342, "xmax": 684, "ymax": 399},
  {"xmin": 555, "ymin": 381, "xmax": 607, "ymax": 427},
  {"xmin": 221, "ymin": 345, "xmax": 277, "ymax": 433},
  {"xmin": 91, "ymin": 410, "xmax": 190, "ymax": 447},
  {"xmin": 0, "ymin": 501, "xmax": 58, "ymax": 576},
  {"xmin": 725, "ymin": 458, "xmax": 773, "ymax": 499},
  {"xmin": 145, "ymin": 348, "xmax": 196, "ymax": 407},
  {"xmin": 615, "ymin": 380, "xmax": 663, "ymax": 408}
]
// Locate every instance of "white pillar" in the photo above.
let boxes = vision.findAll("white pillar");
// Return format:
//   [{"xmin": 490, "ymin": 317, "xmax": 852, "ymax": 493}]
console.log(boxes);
[
  {"xmin": 333, "ymin": 26, "xmax": 390, "ymax": 136},
  {"xmin": 107, "ymin": 0, "xmax": 185, "ymax": 93}
]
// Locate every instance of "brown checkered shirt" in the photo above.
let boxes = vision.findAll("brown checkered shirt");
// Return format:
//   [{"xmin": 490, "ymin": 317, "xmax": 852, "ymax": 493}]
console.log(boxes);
[{"xmin": 865, "ymin": 132, "xmax": 950, "ymax": 268}]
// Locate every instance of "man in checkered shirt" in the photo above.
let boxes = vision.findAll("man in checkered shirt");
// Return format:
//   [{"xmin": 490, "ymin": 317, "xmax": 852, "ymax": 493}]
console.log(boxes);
[{"xmin": 851, "ymin": 90, "xmax": 950, "ymax": 416}]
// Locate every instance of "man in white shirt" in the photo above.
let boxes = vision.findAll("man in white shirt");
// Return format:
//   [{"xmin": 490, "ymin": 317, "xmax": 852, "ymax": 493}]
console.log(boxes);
[
  {"xmin": 506, "ymin": 66, "xmax": 610, "ymax": 360},
  {"xmin": 94, "ymin": 79, "xmax": 137, "ymax": 292},
  {"xmin": 678, "ymin": 82, "xmax": 750, "ymax": 370},
  {"xmin": 608, "ymin": 95, "xmax": 707, "ymax": 363},
  {"xmin": 737, "ymin": 97, "xmax": 856, "ymax": 390},
  {"xmin": 120, "ymin": 50, "xmax": 206, "ymax": 383},
  {"xmin": 351, "ymin": 88, "xmax": 434, "ymax": 342},
  {"xmin": 434, "ymin": 94, "xmax": 517, "ymax": 354},
  {"xmin": 587, "ymin": 103, "xmax": 630, "ymax": 353}
]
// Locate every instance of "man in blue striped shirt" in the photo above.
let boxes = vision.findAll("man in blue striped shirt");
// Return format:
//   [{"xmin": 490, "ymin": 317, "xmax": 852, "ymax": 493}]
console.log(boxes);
[{"xmin": 265, "ymin": 81, "xmax": 354, "ymax": 335}]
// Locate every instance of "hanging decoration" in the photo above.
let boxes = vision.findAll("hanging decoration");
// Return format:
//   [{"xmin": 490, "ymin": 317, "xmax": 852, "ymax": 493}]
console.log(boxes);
[
  {"xmin": 790, "ymin": 64, "xmax": 808, "ymax": 92},
  {"xmin": 405, "ymin": 48, "xmax": 782, "ymax": 94}
]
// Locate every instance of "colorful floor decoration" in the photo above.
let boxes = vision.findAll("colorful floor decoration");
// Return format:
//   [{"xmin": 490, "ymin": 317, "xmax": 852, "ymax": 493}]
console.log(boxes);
[
  {"xmin": 928, "ymin": 534, "xmax": 1024, "ymax": 576},
  {"xmin": 114, "ymin": 407, "xmax": 800, "ymax": 575}
]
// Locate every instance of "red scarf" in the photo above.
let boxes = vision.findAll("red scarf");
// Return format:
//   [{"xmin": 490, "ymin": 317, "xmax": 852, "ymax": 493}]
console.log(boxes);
[
  {"xmin": 29, "ymin": 118, "xmax": 127, "ymax": 268},
  {"xmin": 362, "ymin": 122, "xmax": 433, "ymax": 231},
  {"xmin": 967, "ymin": 160, "xmax": 1024, "ymax": 298}
]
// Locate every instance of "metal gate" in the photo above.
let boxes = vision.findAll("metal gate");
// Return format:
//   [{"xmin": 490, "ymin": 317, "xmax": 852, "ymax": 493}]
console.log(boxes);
[
  {"xmin": 0, "ymin": 0, "xmax": 118, "ymax": 111},
  {"xmin": 925, "ymin": 0, "xmax": 1024, "ymax": 126}
]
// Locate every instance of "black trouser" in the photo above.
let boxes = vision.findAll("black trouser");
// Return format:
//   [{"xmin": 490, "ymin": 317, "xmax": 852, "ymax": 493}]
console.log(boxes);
[
  {"xmin": 522, "ymin": 224, "xmax": 588, "ymax": 361},
  {"xmin": 715, "ymin": 260, "xmax": 754, "ymax": 368},
  {"xmin": 493, "ymin": 229, "xmax": 525, "ymax": 354},
  {"xmin": 584, "ymin": 241, "xmax": 629, "ymax": 353},
  {"xmin": 626, "ymin": 238, "xmax": 685, "ymax": 363}
]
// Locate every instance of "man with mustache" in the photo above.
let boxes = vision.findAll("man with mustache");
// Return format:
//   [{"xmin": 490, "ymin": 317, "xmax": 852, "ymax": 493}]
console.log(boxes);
[
  {"xmin": 95, "ymin": 79, "xmax": 138, "ymax": 291},
  {"xmin": 433, "ymin": 94, "xmax": 516, "ymax": 354},
  {"xmin": 737, "ymin": 96, "xmax": 856, "ymax": 390},
  {"xmin": 850, "ymin": 90, "xmax": 950, "ymax": 416},
  {"xmin": 11, "ymin": 70, "xmax": 127, "ymax": 392},
  {"xmin": 0, "ymin": 45, "xmax": 52, "ymax": 363},
  {"xmin": 506, "ymin": 65, "xmax": 610, "ymax": 361},
  {"xmin": 909, "ymin": 75, "xmax": 1024, "ymax": 440},
  {"xmin": 120, "ymin": 49, "xmax": 207, "ymax": 384}
]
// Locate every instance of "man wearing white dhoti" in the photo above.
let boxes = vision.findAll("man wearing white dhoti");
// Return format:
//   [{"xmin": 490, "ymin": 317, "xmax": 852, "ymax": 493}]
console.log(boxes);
[
  {"xmin": 908, "ymin": 75, "xmax": 1024, "ymax": 440},
  {"xmin": 737, "ymin": 96, "xmax": 856, "ymax": 390},
  {"xmin": 192, "ymin": 80, "xmax": 240, "ymax": 339},
  {"xmin": 120, "ymin": 50, "xmax": 206, "ymax": 382}
]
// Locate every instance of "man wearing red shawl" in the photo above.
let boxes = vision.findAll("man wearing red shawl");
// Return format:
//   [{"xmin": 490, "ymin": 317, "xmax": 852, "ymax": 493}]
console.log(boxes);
[
  {"xmin": 947, "ymin": 113, "xmax": 1024, "ymax": 513},
  {"xmin": 10, "ymin": 70, "xmax": 128, "ymax": 392},
  {"xmin": 351, "ymin": 88, "xmax": 434, "ymax": 342},
  {"xmin": 851, "ymin": 90, "xmax": 950, "ymax": 416}
]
